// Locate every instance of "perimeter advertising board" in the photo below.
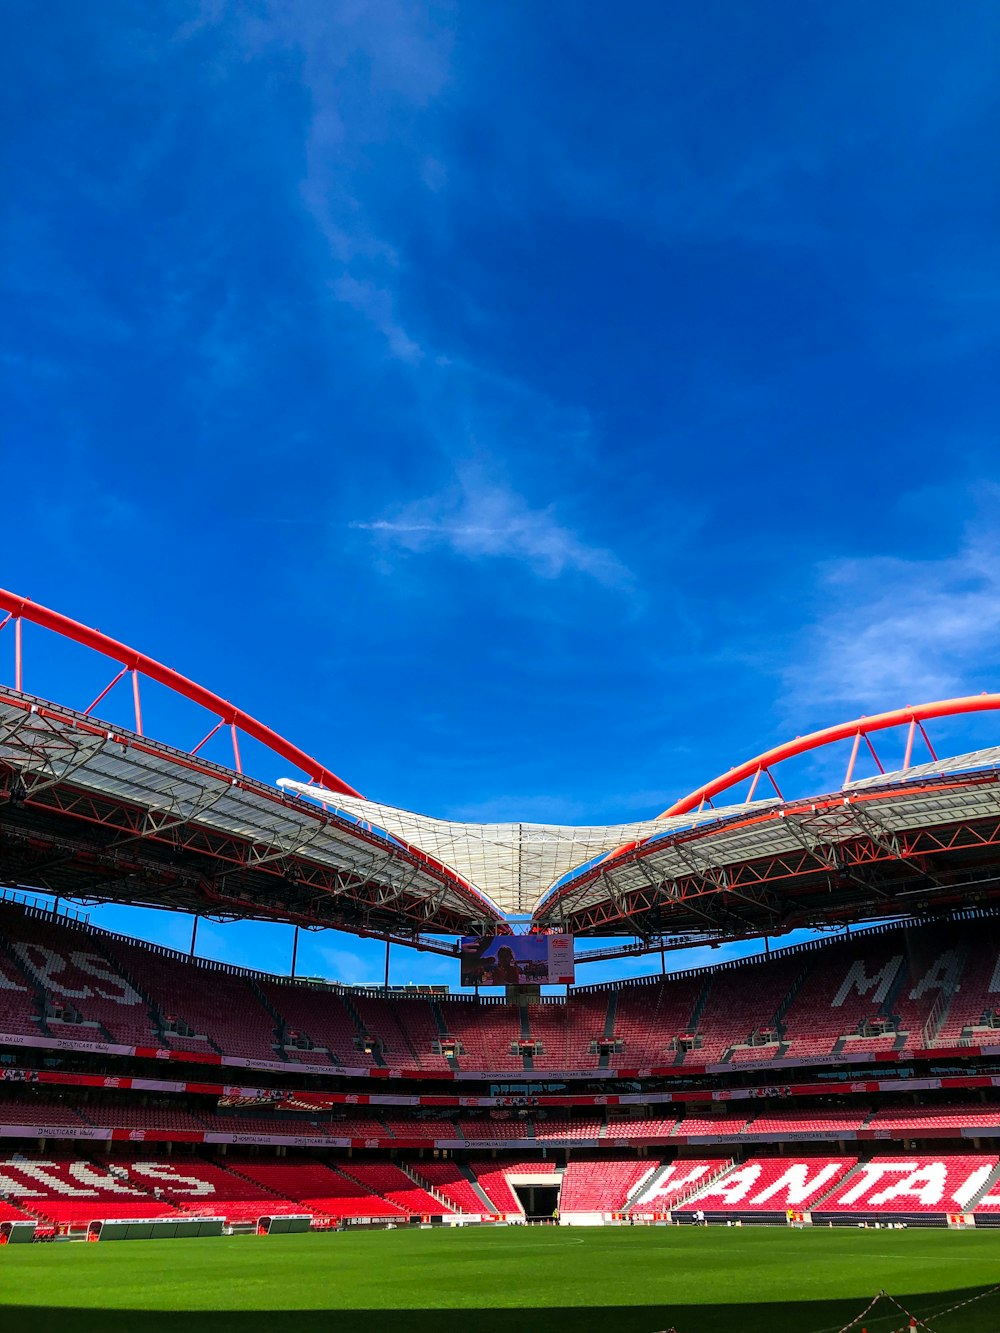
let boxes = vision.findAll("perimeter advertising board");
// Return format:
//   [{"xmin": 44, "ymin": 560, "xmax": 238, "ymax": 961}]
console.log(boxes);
[{"xmin": 460, "ymin": 935, "xmax": 574, "ymax": 986}]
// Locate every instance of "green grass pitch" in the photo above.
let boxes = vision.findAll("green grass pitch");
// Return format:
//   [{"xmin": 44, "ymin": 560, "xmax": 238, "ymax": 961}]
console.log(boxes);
[{"xmin": 1, "ymin": 1226, "xmax": 999, "ymax": 1333}]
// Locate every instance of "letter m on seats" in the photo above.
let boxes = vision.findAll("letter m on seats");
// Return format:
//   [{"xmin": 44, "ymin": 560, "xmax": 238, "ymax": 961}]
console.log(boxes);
[{"xmin": 832, "ymin": 956, "xmax": 903, "ymax": 1008}]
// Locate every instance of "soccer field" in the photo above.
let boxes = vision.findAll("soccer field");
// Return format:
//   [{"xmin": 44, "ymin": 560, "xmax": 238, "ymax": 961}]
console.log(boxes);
[{"xmin": 1, "ymin": 1227, "xmax": 998, "ymax": 1333}]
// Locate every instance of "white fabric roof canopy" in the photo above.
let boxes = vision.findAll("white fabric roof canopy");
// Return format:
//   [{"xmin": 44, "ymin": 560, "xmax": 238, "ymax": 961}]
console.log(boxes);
[{"xmin": 277, "ymin": 780, "xmax": 730, "ymax": 916}]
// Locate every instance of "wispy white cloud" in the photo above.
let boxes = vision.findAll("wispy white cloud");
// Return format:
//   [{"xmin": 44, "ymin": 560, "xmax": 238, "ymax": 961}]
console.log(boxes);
[
  {"xmin": 352, "ymin": 471, "xmax": 632, "ymax": 588},
  {"xmin": 785, "ymin": 497, "xmax": 1000, "ymax": 712}
]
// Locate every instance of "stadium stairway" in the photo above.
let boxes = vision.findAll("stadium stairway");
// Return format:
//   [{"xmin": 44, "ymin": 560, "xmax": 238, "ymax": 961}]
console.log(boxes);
[
  {"xmin": 519, "ymin": 1005, "xmax": 533, "ymax": 1073},
  {"xmin": 966, "ymin": 1160, "xmax": 1000, "ymax": 1211},
  {"xmin": 429, "ymin": 1000, "xmax": 461, "ymax": 1071},
  {"xmin": 458, "ymin": 1162, "xmax": 501, "ymax": 1212},
  {"xmin": 341, "ymin": 994, "xmax": 386, "ymax": 1067},
  {"xmin": 770, "ymin": 961, "xmax": 811, "ymax": 1034},
  {"xmin": 648, "ymin": 1160, "xmax": 736, "ymax": 1213},
  {"xmin": 0, "ymin": 936, "xmax": 48, "ymax": 1036},
  {"xmin": 809, "ymin": 1161, "xmax": 865, "ymax": 1210},
  {"xmin": 623, "ymin": 1161, "xmax": 669, "ymax": 1211},
  {"xmin": 923, "ymin": 942, "xmax": 970, "ymax": 1045},
  {"xmin": 91, "ymin": 937, "xmax": 169, "ymax": 1049},
  {"xmin": 398, "ymin": 1163, "xmax": 454, "ymax": 1212},
  {"xmin": 598, "ymin": 992, "xmax": 617, "ymax": 1069},
  {"xmin": 248, "ymin": 981, "xmax": 287, "ymax": 1059}
]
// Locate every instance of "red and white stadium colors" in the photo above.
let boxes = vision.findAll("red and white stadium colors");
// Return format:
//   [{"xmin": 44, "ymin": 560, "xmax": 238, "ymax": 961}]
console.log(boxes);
[
  {"xmin": 5, "ymin": 902, "xmax": 1000, "ymax": 1078},
  {"xmin": 4, "ymin": 899, "xmax": 1000, "ymax": 1229}
]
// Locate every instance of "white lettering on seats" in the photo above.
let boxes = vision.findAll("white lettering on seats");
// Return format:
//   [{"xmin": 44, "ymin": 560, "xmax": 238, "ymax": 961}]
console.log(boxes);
[
  {"xmin": 71, "ymin": 952, "xmax": 140, "ymax": 1005},
  {"xmin": 0, "ymin": 1167, "xmax": 45, "ymax": 1197},
  {"xmin": 837, "ymin": 1161, "xmax": 915, "ymax": 1206},
  {"xmin": 11, "ymin": 944, "xmax": 92, "ymax": 999},
  {"xmin": 127, "ymin": 1164, "xmax": 215, "ymax": 1195},
  {"xmin": 869, "ymin": 1163, "xmax": 947, "ymax": 1208},
  {"xmin": 909, "ymin": 950, "xmax": 964, "ymax": 1001},
  {"xmin": 954, "ymin": 1163, "xmax": 994, "ymax": 1210},
  {"xmin": 67, "ymin": 1163, "xmax": 142, "ymax": 1194},
  {"xmin": 695, "ymin": 1163, "xmax": 762, "ymax": 1205},
  {"xmin": 634, "ymin": 1162, "xmax": 716, "ymax": 1207},
  {"xmin": 832, "ymin": 957, "xmax": 903, "ymax": 1008},
  {"xmin": 13, "ymin": 1161, "xmax": 97, "ymax": 1196},
  {"xmin": 752, "ymin": 1162, "xmax": 843, "ymax": 1207},
  {"xmin": 0, "ymin": 958, "xmax": 27, "ymax": 992}
]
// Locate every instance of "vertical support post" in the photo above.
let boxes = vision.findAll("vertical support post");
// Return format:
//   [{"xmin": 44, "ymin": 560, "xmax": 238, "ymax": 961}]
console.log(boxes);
[
  {"xmin": 903, "ymin": 718, "xmax": 916, "ymax": 770},
  {"xmin": 131, "ymin": 671, "xmax": 143, "ymax": 735},
  {"xmin": 230, "ymin": 724, "xmax": 243, "ymax": 774},
  {"xmin": 189, "ymin": 915, "xmax": 200, "ymax": 958},
  {"xmin": 845, "ymin": 731, "xmax": 862, "ymax": 786},
  {"xmin": 291, "ymin": 925, "xmax": 300, "ymax": 979},
  {"xmin": 660, "ymin": 942, "xmax": 666, "ymax": 975},
  {"xmin": 14, "ymin": 618, "xmax": 22, "ymax": 693},
  {"xmin": 383, "ymin": 938, "xmax": 390, "ymax": 997}
]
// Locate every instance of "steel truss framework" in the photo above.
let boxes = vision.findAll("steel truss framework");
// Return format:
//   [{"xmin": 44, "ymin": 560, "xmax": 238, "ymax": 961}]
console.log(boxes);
[
  {"xmin": 536, "ymin": 772, "xmax": 1000, "ymax": 937},
  {"xmin": 3, "ymin": 588, "xmax": 1000, "ymax": 954},
  {"xmin": 0, "ymin": 690, "xmax": 500, "ymax": 943}
]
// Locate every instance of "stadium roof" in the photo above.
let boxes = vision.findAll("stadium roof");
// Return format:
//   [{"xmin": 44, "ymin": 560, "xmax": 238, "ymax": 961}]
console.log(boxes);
[
  {"xmin": 535, "ymin": 747, "xmax": 1000, "ymax": 935},
  {"xmin": 277, "ymin": 780, "xmax": 723, "ymax": 916},
  {"xmin": 3, "ymin": 587, "xmax": 1000, "ymax": 946},
  {"xmin": 0, "ymin": 688, "xmax": 504, "ymax": 937}
]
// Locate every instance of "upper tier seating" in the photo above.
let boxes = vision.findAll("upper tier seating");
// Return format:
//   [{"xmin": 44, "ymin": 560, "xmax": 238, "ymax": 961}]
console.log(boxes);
[
  {"xmin": 559, "ymin": 1158, "xmax": 657, "ymax": 1212},
  {"xmin": 3, "ymin": 910, "xmax": 154, "ymax": 1046},
  {"xmin": 0, "ymin": 945, "xmax": 44, "ymax": 1038},
  {"xmin": 683, "ymin": 1157, "xmax": 857, "ymax": 1211},
  {"xmin": 82, "ymin": 1103, "xmax": 209, "ymax": 1131},
  {"xmin": 610, "ymin": 975, "xmax": 705, "ymax": 1067},
  {"xmin": 779, "ymin": 931, "xmax": 975, "ymax": 1060},
  {"xmin": 936, "ymin": 937, "xmax": 1000, "ymax": 1045},
  {"xmin": 100, "ymin": 937, "xmax": 279, "ymax": 1062},
  {"xmin": 6, "ymin": 905, "xmax": 1000, "ymax": 1075},
  {"xmin": 533, "ymin": 1115, "xmax": 604, "ymax": 1142},
  {"xmin": 257, "ymin": 981, "xmax": 368, "ymax": 1066},
  {"xmin": 350, "ymin": 995, "xmax": 449, "ymax": 1071},
  {"xmin": 746, "ymin": 1111, "xmax": 867, "ymax": 1135},
  {"xmin": 674, "ymin": 1114, "xmax": 751, "ymax": 1136},
  {"xmin": 693, "ymin": 958, "xmax": 804, "ymax": 1062},
  {"xmin": 435, "ymin": 1000, "xmax": 524, "ymax": 1071},
  {"xmin": 865, "ymin": 1104, "xmax": 1000, "ymax": 1130},
  {"xmin": 816, "ymin": 1155, "xmax": 997, "ymax": 1213},
  {"xmin": 0, "ymin": 1099, "xmax": 88, "ymax": 1127},
  {"xmin": 605, "ymin": 1117, "xmax": 678, "ymax": 1141}
]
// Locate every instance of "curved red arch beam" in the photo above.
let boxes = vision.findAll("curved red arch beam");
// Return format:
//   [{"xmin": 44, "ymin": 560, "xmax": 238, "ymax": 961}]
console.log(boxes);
[
  {"xmin": 662, "ymin": 694, "xmax": 1000, "ymax": 817},
  {"xmin": 0, "ymin": 588, "xmax": 363, "ymax": 800}
]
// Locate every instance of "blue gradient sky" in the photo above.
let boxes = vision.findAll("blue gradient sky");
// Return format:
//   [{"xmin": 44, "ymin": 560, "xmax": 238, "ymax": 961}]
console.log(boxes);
[{"xmin": 3, "ymin": 2, "xmax": 1000, "ymax": 988}]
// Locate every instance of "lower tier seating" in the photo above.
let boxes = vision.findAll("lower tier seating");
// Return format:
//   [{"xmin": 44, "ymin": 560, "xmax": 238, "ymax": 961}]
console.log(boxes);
[{"xmin": 559, "ymin": 1158, "xmax": 657, "ymax": 1212}]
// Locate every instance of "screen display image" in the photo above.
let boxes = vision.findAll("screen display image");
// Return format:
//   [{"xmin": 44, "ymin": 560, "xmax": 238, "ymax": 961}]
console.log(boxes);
[{"xmin": 460, "ymin": 934, "xmax": 575, "ymax": 986}]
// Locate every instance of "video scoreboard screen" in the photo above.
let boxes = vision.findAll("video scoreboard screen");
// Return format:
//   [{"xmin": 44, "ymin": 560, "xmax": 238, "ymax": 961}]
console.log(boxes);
[{"xmin": 459, "ymin": 934, "xmax": 574, "ymax": 986}]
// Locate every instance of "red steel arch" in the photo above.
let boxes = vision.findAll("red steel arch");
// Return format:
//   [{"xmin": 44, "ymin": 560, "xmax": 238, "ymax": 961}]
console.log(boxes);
[
  {"xmin": 0, "ymin": 589, "xmax": 362, "ymax": 799},
  {"xmin": 662, "ymin": 694, "xmax": 1000, "ymax": 816}
]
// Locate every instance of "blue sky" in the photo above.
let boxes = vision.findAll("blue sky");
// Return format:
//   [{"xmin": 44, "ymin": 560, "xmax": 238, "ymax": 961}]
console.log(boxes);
[{"xmin": 2, "ymin": 1, "xmax": 1000, "ymax": 989}]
